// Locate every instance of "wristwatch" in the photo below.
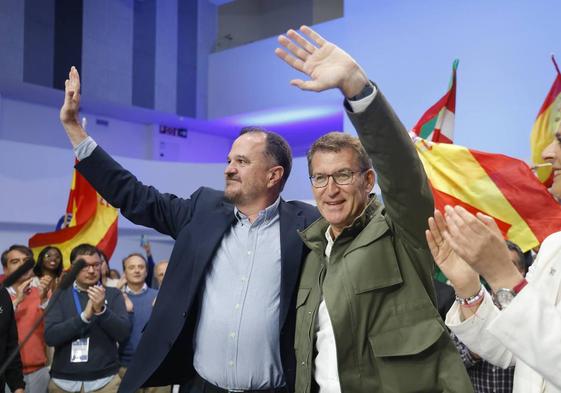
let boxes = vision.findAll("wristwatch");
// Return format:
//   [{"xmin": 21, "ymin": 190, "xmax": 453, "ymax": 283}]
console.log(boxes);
[
  {"xmin": 493, "ymin": 288, "xmax": 516, "ymax": 309},
  {"xmin": 493, "ymin": 278, "xmax": 528, "ymax": 309}
]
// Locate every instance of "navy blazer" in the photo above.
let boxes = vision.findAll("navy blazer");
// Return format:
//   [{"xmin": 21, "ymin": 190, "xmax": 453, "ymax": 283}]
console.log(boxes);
[{"xmin": 76, "ymin": 146, "xmax": 320, "ymax": 393}]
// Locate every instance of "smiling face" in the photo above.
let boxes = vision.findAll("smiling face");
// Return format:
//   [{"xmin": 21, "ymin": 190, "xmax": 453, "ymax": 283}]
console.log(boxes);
[
  {"xmin": 42, "ymin": 247, "xmax": 62, "ymax": 272},
  {"xmin": 310, "ymin": 148, "xmax": 375, "ymax": 238},
  {"xmin": 224, "ymin": 132, "xmax": 280, "ymax": 208},
  {"xmin": 542, "ymin": 131, "xmax": 561, "ymax": 200}
]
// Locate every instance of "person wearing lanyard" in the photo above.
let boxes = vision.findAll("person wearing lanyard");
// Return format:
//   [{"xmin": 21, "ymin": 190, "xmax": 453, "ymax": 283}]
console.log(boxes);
[{"xmin": 45, "ymin": 244, "xmax": 130, "ymax": 393}]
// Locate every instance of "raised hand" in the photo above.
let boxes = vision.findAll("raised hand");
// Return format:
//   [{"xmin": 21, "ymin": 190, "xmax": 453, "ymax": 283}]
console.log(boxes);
[
  {"xmin": 443, "ymin": 205, "xmax": 523, "ymax": 291},
  {"xmin": 60, "ymin": 66, "xmax": 88, "ymax": 147},
  {"xmin": 275, "ymin": 26, "xmax": 369, "ymax": 98},
  {"xmin": 60, "ymin": 66, "xmax": 81, "ymax": 126},
  {"xmin": 37, "ymin": 275, "xmax": 53, "ymax": 302},
  {"xmin": 426, "ymin": 210, "xmax": 480, "ymax": 298},
  {"xmin": 142, "ymin": 240, "xmax": 152, "ymax": 256}
]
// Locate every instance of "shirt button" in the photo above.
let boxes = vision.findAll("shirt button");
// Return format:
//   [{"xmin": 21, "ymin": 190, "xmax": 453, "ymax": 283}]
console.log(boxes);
[
  {"xmin": 228, "ymin": 361, "xmax": 234, "ymax": 367},
  {"xmin": 229, "ymin": 332, "xmax": 236, "ymax": 338},
  {"xmin": 234, "ymin": 304, "xmax": 240, "ymax": 309},
  {"xmin": 241, "ymin": 277, "xmax": 247, "ymax": 282}
]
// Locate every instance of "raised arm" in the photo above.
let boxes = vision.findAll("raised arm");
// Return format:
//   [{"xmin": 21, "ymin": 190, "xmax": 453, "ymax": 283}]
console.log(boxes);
[
  {"xmin": 60, "ymin": 66, "xmax": 88, "ymax": 147},
  {"xmin": 58, "ymin": 67, "xmax": 198, "ymax": 237},
  {"xmin": 275, "ymin": 26, "xmax": 433, "ymax": 245}
]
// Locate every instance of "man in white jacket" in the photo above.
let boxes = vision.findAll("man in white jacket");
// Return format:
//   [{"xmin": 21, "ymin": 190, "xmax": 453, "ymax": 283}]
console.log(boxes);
[{"xmin": 425, "ymin": 130, "xmax": 561, "ymax": 392}]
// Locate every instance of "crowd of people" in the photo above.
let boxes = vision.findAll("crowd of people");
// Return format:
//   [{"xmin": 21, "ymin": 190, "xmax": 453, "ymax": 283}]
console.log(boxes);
[
  {"xmin": 1, "ymin": 26, "xmax": 560, "ymax": 393},
  {"xmin": 0, "ymin": 242, "xmax": 169, "ymax": 393}
]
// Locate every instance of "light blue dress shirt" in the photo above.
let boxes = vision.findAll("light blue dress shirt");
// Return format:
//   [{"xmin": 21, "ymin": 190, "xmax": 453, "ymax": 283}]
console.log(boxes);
[{"xmin": 193, "ymin": 198, "xmax": 284, "ymax": 390}]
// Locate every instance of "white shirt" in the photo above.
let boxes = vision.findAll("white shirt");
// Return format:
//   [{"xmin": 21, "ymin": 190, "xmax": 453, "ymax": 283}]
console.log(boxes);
[{"xmin": 314, "ymin": 228, "xmax": 341, "ymax": 393}]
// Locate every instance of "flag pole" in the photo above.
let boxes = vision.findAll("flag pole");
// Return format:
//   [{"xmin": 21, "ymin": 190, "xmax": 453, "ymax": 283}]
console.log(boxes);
[{"xmin": 552, "ymin": 54, "xmax": 560, "ymax": 75}]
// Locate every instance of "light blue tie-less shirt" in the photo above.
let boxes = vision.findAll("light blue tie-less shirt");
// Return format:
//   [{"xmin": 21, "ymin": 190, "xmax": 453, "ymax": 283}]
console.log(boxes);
[{"xmin": 193, "ymin": 198, "xmax": 284, "ymax": 390}]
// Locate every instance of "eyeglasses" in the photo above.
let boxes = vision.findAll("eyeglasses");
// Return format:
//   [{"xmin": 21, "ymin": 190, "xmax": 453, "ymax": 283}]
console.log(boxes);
[
  {"xmin": 83, "ymin": 262, "xmax": 101, "ymax": 271},
  {"xmin": 309, "ymin": 169, "xmax": 368, "ymax": 188},
  {"xmin": 45, "ymin": 253, "xmax": 61, "ymax": 261}
]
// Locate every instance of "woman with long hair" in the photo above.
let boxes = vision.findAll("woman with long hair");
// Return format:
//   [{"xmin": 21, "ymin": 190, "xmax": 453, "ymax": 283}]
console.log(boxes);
[{"xmin": 33, "ymin": 246, "xmax": 63, "ymax": 291}]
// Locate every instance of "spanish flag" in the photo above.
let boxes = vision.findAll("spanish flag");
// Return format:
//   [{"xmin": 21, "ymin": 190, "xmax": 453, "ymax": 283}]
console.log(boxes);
[
  {"xmin": 530, "ymin": 55, "xmax": 561, "ymax": 185},
  {"xmin": 412, "ymin": 59, "xmax": 458, "ymax": 144},
  {"xmin": 29, "ymin": 164, "xmax": 118, "ymax": 269},
  {"xmin": 416, "ymin": 139, "xmax": 561, "ymax": 252}
]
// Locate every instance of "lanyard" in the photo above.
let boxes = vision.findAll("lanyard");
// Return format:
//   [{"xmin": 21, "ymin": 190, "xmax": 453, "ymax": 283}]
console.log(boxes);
[{"xmin": 72, "ymin": 288, "xmax": 83, "ymax": 315}]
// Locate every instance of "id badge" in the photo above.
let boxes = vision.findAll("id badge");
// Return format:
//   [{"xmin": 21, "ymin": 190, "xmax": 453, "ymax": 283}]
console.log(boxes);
[{"xmin": 70, "ymin": 338, "xmax": 89, "ymax": 363}]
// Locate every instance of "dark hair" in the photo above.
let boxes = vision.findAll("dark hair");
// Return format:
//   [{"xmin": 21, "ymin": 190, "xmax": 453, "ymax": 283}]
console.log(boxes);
[
  {"xmin": 70, "ymin": 244, "xmax": 100, "ymax": 263},
  {"xmin": 33, "ymin": 246, "xmax": 64, "ymax": 277},
  {"xmin": 239, "ymin": 126, "xmax": 292, "ymax": 191},
  {"xmin": 122, "ymin": 253, "xmax": 147, "ymax": 271},
  {"xmin": 505, "ymin": 240, "xmax": 527, "ymax": 275},
  {"xmin": 109, "ymin": 269, "xmax": 121, "ymax": 279},
  {"xmin": 307, "ymin": 132, "xmax": 373, "ymax": 176},
  {"xmin": 1, "ymin": 245, "xmax": 33, "ymax": 267}
]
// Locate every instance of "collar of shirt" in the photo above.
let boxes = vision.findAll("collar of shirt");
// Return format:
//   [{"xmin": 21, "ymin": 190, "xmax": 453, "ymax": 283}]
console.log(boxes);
[
  {"xmin": 324, "ymin": 226, "xmax": 335, "ymax": 260},
  {"xmin": 234, "ymin": 196, "xmax": 281, "ymax": 226},
  {"xmin": 124, "ymin": 283, "xmax": 148, "ymax": 295},
  {"xmin": 73, "ymin": 281, "xmax": 90, "ymax": 293}
]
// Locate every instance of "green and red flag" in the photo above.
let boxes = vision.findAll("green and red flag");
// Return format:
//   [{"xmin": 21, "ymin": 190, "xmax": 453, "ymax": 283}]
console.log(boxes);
[
  {"xmin": 412, "ymin": 59, "xmax": 459, "ymax": 144},
  {"xmin": 415, "ymin": 139, "xmax": 561, "ymax": 252},
  {"xmin": 530, "ymin": 55, "xmax": 561, "ymax": 186},
  {"xmin": 29, "ymin": 164, "xmax": 118, "ymax": 269}
]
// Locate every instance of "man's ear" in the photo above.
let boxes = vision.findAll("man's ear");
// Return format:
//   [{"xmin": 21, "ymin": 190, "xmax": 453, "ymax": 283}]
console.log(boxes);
[
  {"xmin": 364, "ymin": 169, "xmax": 375, "ymax": 192},
  {"xmin": 268, "ymin": 166, "xmax": 285, "ymax": 188}
]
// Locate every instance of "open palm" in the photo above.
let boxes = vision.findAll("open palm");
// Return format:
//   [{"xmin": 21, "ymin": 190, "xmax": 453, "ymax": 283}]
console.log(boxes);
[
  {"xmin": 60, "ymin": 66, "xmax": 81, "ymax": 125},
  {"xmin": 275, "ymin": 26, "xmax": 366, "ymax": 96},
  {"xmin": 426, "ymin": 210, "xmax": 479, "ymax": 296}
]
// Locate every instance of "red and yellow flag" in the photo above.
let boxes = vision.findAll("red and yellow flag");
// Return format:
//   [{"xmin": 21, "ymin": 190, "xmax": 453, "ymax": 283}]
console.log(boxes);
[
  {"xmin": 416, "ymin": 139, "xmax": 561, "ymax": 252},
  {"xmin": 530, "ymin": 55, "xmax": 561, "ymax": 185},
  {"xmin": 29, "ymin": 164, "xmax": 118, "ymax": 269}
]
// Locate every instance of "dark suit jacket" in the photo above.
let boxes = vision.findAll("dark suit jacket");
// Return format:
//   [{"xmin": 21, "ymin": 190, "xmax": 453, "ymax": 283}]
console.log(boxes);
[{"xmin": 75, "ymin": 147, "xmax": 320, "ymax": 393}]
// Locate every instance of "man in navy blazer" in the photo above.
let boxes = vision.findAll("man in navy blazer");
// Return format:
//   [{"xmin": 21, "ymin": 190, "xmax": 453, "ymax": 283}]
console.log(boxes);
[{"xmin": 59, "ymin": 67, "xmax": 319, "ymax": 393}]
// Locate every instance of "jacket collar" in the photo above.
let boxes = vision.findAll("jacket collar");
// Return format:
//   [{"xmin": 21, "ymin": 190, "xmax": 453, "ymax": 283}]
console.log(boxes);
[{"xmin": 299, "ymin": 195, "xmax": 387, "ymax": 256}]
